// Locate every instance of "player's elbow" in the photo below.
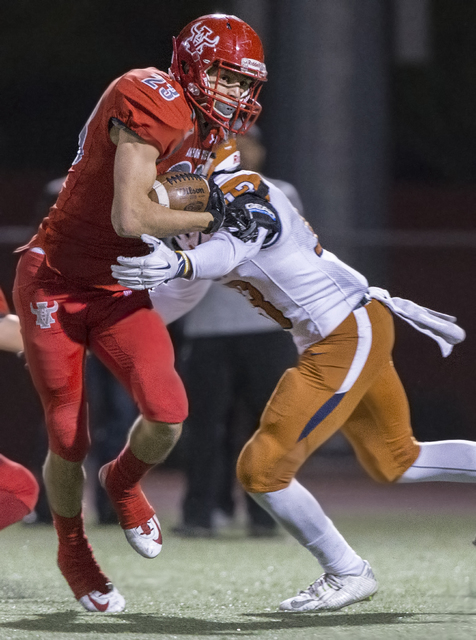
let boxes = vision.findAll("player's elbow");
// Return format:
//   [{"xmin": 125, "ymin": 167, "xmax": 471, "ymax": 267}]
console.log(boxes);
[
  {"xmin": 111, "ymin": 207, "xmax": 140, "ymax": 238},
  {"xmin": 112, "ymin": 219, "xmax": 137, "ymax": 238}
]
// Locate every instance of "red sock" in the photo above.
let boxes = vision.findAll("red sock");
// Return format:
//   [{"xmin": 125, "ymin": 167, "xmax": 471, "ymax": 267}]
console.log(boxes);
[
  {"xmin": 53, "ymin": 511, "xmax": 109, "ymax": 599},
  {"xmin": 0, "ymin": 491, "xmax": 30, "ymax": 530},
  {"xmin": 103, "ymin": 447, "xmax": 155, "ymax": 529}
]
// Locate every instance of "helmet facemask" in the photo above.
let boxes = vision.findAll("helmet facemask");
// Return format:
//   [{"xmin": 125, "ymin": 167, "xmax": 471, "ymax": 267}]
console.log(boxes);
[{"xmin": 197, "ymin": 61, "xmax": 264, "ymax": 134}]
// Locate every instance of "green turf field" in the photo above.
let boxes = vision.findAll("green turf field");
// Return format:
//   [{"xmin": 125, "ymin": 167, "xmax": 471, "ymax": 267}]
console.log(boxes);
[{"xmin": 1, "ymin": 513, "xmax": 476, "ymax": 640}]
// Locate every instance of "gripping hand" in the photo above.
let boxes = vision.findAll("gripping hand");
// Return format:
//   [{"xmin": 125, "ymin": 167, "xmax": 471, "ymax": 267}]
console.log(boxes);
[
  {"xmin": 223, "ymin": 194, "xmax": 281, "ymax": 244},
  {"xmin": 204, "ymin": 180, "xmax": 227, "ymax": 234},
  {"xmin": 111, "ymin": 234, "xmax": 190, "ymax": 290}
]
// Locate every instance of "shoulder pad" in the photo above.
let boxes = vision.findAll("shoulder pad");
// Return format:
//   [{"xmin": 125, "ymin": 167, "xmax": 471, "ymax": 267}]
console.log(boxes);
[
  {"xmin": 116, "ymin": 68, "xmax": 193, "ymax": 131},
  {"xmin": 213, "ymin": 170, "xmax": 271, "ymax": 203}
]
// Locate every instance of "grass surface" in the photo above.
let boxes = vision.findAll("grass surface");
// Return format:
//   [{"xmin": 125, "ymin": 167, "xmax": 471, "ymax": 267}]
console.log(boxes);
[{"xmin": 1, "ymin": 513, "xmax": 476, "ymax": 640}]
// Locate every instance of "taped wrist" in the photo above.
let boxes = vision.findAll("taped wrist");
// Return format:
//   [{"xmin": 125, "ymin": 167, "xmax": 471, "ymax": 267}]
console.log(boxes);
[{"xmin": 175, "ymin": 251, "xmax": 192, "ymax": 278}]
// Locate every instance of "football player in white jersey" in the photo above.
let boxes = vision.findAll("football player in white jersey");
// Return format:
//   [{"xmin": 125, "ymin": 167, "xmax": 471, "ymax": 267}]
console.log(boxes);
[{"xmin": 111, "ymin": 159, "xmax": 476, "ymax": 614}]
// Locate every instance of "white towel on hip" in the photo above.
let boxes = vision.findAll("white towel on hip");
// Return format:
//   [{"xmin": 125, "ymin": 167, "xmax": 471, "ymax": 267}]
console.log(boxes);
[{"xmin": 368, "ymin": 287, "xmax": 466, "ymax": 357}]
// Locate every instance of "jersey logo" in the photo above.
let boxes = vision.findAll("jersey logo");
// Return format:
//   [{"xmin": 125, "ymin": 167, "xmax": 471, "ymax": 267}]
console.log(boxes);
[
  {"xmin": 30, "ymin": 301, "xmax": 58, "ymax": 329},
  {"xmin": 185, "ymin": 24, "xmax": 219, "ymax": 54},
  {"xmin": 226, "ymin": 280, "xmax": 292, "ymax": 330}
]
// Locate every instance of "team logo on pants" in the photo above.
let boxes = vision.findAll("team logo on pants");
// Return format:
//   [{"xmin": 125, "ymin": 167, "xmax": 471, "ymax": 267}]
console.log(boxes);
[{"xmin": 30, "ymin": 301, "xmax": 58, "ymax": 329}]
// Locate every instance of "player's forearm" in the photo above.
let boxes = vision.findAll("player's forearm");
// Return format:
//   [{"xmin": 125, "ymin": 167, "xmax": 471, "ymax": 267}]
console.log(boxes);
[
  {"xmin": 0, "ymin": 315, "xmax": 23, "ymax": 353},
  {"xmin": 112, "ymin": 128, "xmax": 214, "ymax": 237},
  {"xmin": 111, "ymin": 197, "xmax": 213, "ymax": 238},
  {"xmin": 184, "ymin": 229, "xmax": 264, "ymax": 280}
]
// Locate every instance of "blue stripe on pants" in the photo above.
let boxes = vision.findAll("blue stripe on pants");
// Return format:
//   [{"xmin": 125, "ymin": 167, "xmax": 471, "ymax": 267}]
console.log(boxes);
[{"xmin": 298, "ymin": 392, "xmax": 345, "ymax": 442}]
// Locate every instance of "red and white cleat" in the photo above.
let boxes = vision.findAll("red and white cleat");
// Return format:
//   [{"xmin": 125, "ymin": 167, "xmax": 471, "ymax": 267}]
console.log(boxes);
[
  {"xmin": 78, "ymin": 583, "xmax": 125, "ymax": 613},
  {"xmin": 124, "ymin": 515, "xmax": 163, "ymax": 559},
  {"xmin": 99, "ymin": 462, "xmax": 162, "ymax": 559}
]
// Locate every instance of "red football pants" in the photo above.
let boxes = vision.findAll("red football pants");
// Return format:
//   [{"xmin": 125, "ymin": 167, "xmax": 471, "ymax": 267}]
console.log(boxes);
[
  {"xmin": 0, "ymin": 454, "xmax": 39, "ymax": 529},
  {"xmin": 13, "ymin": 250, "xmax": 188, "ymax": 462}
]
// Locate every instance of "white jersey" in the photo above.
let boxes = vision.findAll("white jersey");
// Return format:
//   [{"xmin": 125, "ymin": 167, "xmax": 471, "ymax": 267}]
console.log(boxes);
[
  {"xmin": 155, "ymin": 172, "xmax": 369, "ymax": 354},
  {"xmin": 149, "ymin": 170, "xmax": 464, "ymax": 356}
]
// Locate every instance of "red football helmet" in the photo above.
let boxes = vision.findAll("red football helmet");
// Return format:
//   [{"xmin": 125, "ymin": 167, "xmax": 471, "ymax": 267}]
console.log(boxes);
[{"xmin": 170, "ymin": 14, "xmax": 267, "ymax": 134}]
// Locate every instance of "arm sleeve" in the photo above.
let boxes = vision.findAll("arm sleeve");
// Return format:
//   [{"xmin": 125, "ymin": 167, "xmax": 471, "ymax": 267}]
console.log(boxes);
[
  {"xmin": 149, "ymin": 278, "xmax": 212, "ymax": 325},
  {"xmin": 111, "ymin": 70, "xmax": 192, "ymax": 156},
  {"xmin": 185, "ymin": 228, "xmax": 267, "ymax": 281}
]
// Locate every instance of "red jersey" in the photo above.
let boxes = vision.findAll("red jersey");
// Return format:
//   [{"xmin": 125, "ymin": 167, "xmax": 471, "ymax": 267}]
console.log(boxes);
[
  {"xmin": 0, "ymin": 288, "xmax": 9, "ymax": 317},
  {"xmin": 22, "ymin": 68, "xmax": 222, "ymax": 289}
]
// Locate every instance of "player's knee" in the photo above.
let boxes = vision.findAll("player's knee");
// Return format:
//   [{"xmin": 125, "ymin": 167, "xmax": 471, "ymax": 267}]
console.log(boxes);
[
  {"xmin": 237, "ymin": 439, "xmax": 284, "ymax": 493},
  {"xmin": 237, "ymin": 447, "xmax": 261, "ymax": 492},
  {"xmin": 158, "ymin": 420, "xmax": 182, "ymax": 450},
  {"xmin": 132, "ymin": 418, "xmax": 182, "ymax": 464},
  {"xmin": 47, "ymin": 432, "xmax": 90, "ymax": 463},
  {"xmin": 365, "ymin": 467, "xmax": 397, "ymax": 483},
  {"xmin": 142, "ymin": 418, "xmax": 182, "ymax": 443},
  {"xmin": 362, "ymin": 441, "xmax": 421, "ymax": 484},
  {"xmin": 45, "ymin": 402, "xmax": 90, "ymax": 462}
]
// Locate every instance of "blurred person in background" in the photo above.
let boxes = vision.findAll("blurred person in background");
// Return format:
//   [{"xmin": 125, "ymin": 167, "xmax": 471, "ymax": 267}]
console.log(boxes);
[
  {"xmin": 0, "ymin": 288, "xmax": 39, "ymax": 530},
  {"xmin": 173, "ymin": 129, "xmax": 299, "ymax": 538},
  {"xmin": 12, "ymin": 13, "xmax": 267, "ymax": 613}
]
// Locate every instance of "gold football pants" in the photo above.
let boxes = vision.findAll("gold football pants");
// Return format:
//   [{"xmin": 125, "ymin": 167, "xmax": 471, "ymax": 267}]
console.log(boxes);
[{"xmin": 237, "ymin": 300, "xmax": 420, "ymax": 492}]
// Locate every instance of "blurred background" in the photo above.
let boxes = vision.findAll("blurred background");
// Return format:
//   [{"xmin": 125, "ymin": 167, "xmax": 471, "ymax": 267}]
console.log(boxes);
[{"xmin": 1, "ymin": 0, "xmax": 475, "ymax": 505}]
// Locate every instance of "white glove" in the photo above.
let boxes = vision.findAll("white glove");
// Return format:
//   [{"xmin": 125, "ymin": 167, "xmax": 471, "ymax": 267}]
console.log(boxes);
[{"xmin": 111, "ymin": 234, "xmax": 188, "ymax": 290}]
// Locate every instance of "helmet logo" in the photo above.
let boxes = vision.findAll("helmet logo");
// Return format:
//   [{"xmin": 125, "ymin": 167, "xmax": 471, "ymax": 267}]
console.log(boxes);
[{"xmin": 185, "ymin": 24, "xmax": 220, "ymax": 55}]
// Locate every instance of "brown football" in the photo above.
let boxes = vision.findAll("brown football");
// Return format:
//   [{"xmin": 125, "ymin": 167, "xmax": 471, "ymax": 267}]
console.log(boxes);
[{"xmin": 148, "ymin": 171, "xmax": 210, "ymax": 212}]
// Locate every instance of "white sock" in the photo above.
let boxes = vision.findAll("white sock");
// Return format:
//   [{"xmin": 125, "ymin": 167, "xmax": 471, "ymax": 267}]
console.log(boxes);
[
  {"xmin": 249, "ymin": 479, "xmax": 365, "ymax": 576},
  {"xmin": 398, "ymin": 440, "xmax": 476, "ymax": 483}
]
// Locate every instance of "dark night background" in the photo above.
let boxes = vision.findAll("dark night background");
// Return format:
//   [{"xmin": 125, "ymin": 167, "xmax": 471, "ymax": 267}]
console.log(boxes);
[{"xmin": 1, "ymin": 0, "xmax": 475, "ymax": 471}]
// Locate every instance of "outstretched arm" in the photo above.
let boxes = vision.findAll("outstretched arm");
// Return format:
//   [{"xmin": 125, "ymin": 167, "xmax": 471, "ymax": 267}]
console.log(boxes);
[{"xmin": 111, "ymin": 227, "xmax": 266, "ymax": 290}]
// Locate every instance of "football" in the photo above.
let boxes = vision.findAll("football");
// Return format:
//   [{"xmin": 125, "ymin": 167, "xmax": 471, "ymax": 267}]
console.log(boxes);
[{"xmin": 149, "ymin": 171, "xmax": 210, "ymax": 212}]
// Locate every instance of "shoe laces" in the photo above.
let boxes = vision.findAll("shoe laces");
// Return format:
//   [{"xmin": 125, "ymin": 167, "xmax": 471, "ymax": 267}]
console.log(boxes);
[{"xmin": 304, "ymin": 572, "xmax": 344, "ymax": 597}]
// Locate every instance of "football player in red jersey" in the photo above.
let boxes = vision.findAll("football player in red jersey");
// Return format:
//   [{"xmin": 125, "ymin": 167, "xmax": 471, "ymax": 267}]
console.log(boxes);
[
  {"xmin": 12, "ymin": 14, "xmax": 267, "ymax": 612},
  {"xmin": 0, "ymin": 288, "xmax": 39, "ymax": 529}
]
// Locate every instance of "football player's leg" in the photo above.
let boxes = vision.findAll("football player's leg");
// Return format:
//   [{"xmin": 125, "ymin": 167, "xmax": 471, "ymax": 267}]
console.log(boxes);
[
  {"xmin": 238, "ymin": 363, "xmax": 378, "ymax": 612},
  {"xmin": 238, "ymin": 365, "xmax": 367, "ymax": 576},
  {"xmin": 341, "ymin": 360, "xmax": 420, "ymax": 484},
  {"xmin": 90, "ymin": 302, "xmax": 187, "ymax": 557},
  {"xmin": 0, "ymin": 455, "xmax": 39, "ymax": 530},
  {"xmin": 398, "ymin": 440, "xmax": 476, "ymax": 482},
  {"xmin": 237, "ymin": 303, "xmax": 394, "ymax": 611},
  {"xmin": 238, "ymin": 310, "xmax": 375, "ymax": 566},
  {"xmin": 343, "ymin": 323, "xmax": 476, "ymax": 485},
  {"xmin": 13, "ymin": 253, "xmax": 121, "ymax": 611}
]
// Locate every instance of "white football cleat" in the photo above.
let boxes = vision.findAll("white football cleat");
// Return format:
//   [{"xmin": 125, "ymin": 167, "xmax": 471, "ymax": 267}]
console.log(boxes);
[
  {"xmin": 78, "ymin": 583, "xmax": 125, "ymax": 613},
  {"xmin": 279, "ymin": 560, "xmax": 378, "ymax": 613},
  {"xmin": 124, "ymin": 515, "xmax": 163, "ymax": 559}
]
